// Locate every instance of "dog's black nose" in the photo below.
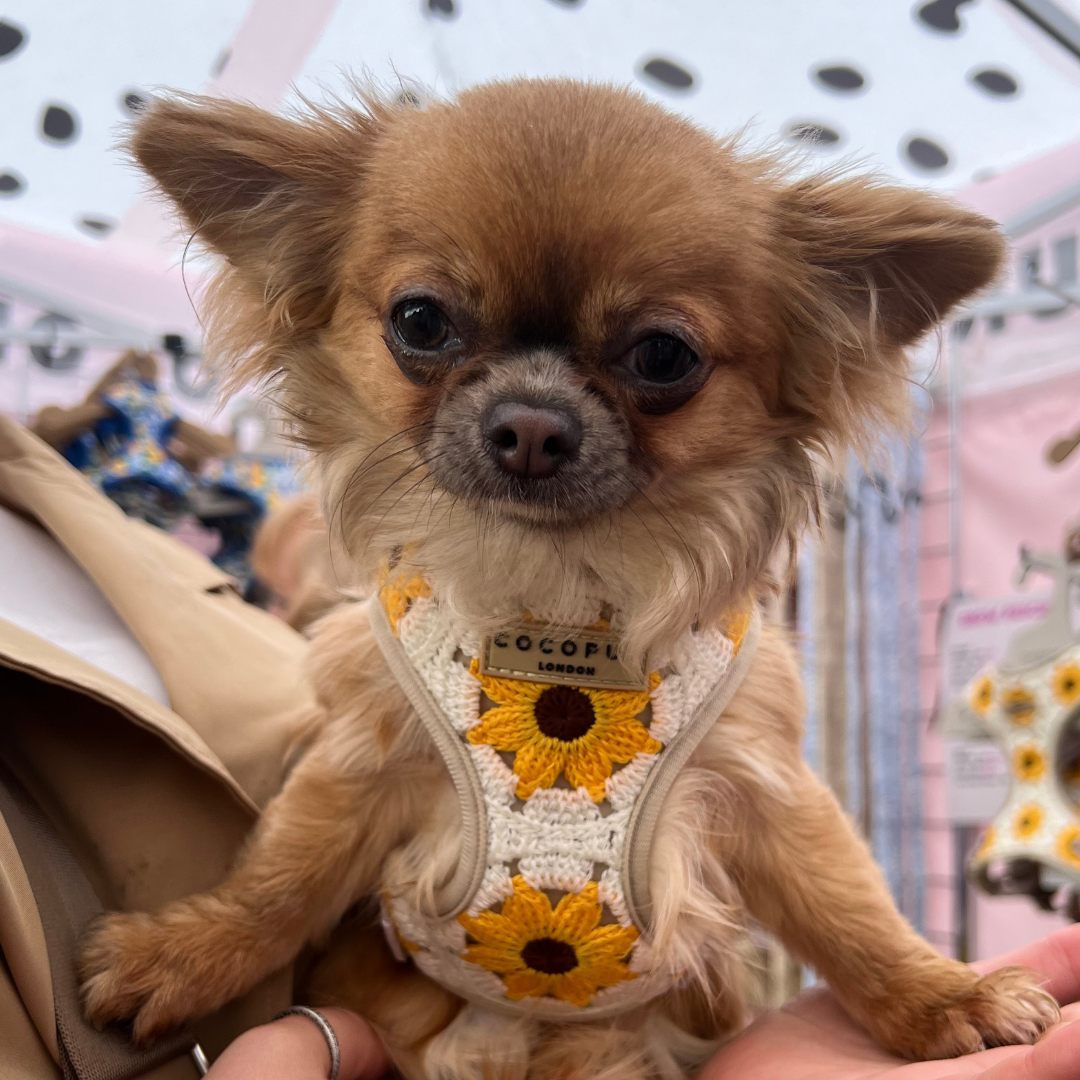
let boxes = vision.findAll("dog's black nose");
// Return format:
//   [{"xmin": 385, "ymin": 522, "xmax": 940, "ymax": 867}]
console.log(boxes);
[{"xmin": 483, "ymin": 402, "xmax": 582, "ymax": 479}]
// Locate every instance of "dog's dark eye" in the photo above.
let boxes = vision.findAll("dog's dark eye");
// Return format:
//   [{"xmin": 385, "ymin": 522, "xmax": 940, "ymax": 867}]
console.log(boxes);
[
  {"xmin": 630, "ymin": 335, "xmax": 698, "ymax": 383},
  {"xmin": 392, "ymin": 299, "xmax": 452, "ymax": 351}
]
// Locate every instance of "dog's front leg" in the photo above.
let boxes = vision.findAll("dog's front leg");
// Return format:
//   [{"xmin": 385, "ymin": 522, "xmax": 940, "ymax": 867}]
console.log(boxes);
[
  {"xmin": 726, "ymin": 766, "xmax": 1058, "ymax": 1060},
  {"xmin": 78, "ymin": 728, "xmax": 430, "ymax": 1045}
]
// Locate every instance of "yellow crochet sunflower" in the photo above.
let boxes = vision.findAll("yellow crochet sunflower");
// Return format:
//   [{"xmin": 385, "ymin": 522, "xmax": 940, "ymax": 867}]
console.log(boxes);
[
  {"xmin": 975, "ymin": 826, "xmax": 996, "ymax": 860},
  {"xmin": 458, "ymin": 876, "xmax": 639, "ymax": 1006},
  {"xmin": 721, "ymin": 608, "xmax": 753, "ymax": 653},
  {"xmin": 380, "ymin": 573, "xmax": 431, "ymax": 635},
  {"xmin": 1053, "ymin": 661, "xmax": 1080, "ymax": 707},
  {"xmin": 1056, "ymin": 825, "xmax": 1080, "ymax": 871},
  {"xmin": 1012, "ymin": 803, "xmax": 1045, "ymax": 840},
  {"xmin": 468, "ymin": 662, "xmax": 661, "ymax": 802},
  {"xmin": 970, "ymin": 676, "xmax": 993, "ymax": 716},
  {"xmin": 1001, "ymin": 685, "xmax": 1036, "ymax": 727},
  {"xmin": 1014, "ymin": 744, "xmax": 1046, "ymax": 783}
]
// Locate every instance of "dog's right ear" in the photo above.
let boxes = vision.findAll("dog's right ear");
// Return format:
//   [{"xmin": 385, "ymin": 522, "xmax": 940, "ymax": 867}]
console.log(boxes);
[{"xmin": 132, "ymin": 94, "xmax": 380, "ymax": 338}]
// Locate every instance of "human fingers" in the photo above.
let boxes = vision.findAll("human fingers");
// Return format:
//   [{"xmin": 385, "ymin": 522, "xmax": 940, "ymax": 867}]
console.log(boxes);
[
  {"xmin": 973, "ymin": 924, "xmax": 1080, "ymax": 1005},
  {"xmin": 204, "ymin": 1018, "xmax": 331, "ymax": 1080},
  {"xmin": 976, "ymin": 1017, "xmax": 1080, "ymax": 1080},
  {"xmin": 204, "ymin": 1008, "xmax": 389, "ymax": 1080},
  {"xmin": 318, "ymin": 1007, "xmax": 391, "ymax": 1080}
]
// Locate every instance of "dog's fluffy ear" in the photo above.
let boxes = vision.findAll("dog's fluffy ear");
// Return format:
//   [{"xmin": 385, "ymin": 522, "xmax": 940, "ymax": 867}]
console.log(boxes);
[
  {"xmin": 131, "ymin": 94, "xmax": 380, "ymax": 344},
  {"xmin": 775, "ymin": 175, "xmax": 1005, "ymax": 447}
]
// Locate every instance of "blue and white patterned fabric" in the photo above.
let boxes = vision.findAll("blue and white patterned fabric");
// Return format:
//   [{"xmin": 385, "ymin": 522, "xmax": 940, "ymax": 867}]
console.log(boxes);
[{"xmin": 62, "ymin": 375, "xmax": 192, "ymax": 502}]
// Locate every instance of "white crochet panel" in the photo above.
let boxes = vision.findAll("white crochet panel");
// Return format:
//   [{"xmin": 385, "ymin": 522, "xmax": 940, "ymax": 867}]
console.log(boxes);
[{"xmin": 384, "ymin": 592, "xmax": 743, "ymax": 1020}]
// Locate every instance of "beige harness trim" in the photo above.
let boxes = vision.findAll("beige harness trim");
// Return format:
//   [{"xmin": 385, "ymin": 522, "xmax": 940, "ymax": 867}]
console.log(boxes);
[
  {"xmin": 368, "ymin": 599, "xmax": 488, "ymax": 917},
  {"xmin": 368, "ymin": 598, "xmax": 761, "ymax": 929},
  {"xmin": 622, "ymin": 609, "xmax": 761, "ymax": 928}
]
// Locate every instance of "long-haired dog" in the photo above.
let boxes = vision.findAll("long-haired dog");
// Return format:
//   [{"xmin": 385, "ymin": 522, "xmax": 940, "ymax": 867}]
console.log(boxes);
[{"xmin": 77, "ymin": 80, "xmax": 1058, "ymax": 1079}]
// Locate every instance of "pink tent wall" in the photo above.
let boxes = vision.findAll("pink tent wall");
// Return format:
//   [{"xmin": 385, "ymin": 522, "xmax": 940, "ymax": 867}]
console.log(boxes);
[{"xmin": 919, "ymin": 139, "xmax": 1080, "ymax": 959}]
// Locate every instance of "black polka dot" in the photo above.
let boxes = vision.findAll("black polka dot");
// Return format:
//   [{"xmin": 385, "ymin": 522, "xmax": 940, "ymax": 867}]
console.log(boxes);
[
  {"xmin": 547, "ymin": 0, "xmax": 585, "ymax": 5},
  {"xmin": 952, "ymin": 317, "xmax": 973, "ymax": 340},
  {"xmin": 426, "ymin": 0, "xmax": 455, "ymax": 15},
  {"xmin": 916, "ymin": 0, "xmax": 975, "ymax": 32},
  {"xmin": 0, "ymin": 171, "xmax": 24, "ymax": 196},
  {"xmin": 78, "ymin": 216, "xmax": 117, "ymax": 237},
  {"xmin": 814, "ymin": 65, "xmax": 865, "ymax": 92},
  {"xmin": 904, "ymin": 136, "xmax": 950, "ymax": 171},
  {"xmin": 971, "ymin": 69, "xmax": 1019, "ymax": 97},
  {"xmin": 0, "ymin": 20, "xmax": 26, "ymax": 59},
  {"xmin": 786, "ymin": 121, "xmax": 841, "ymax": 147},
  {"xmin": 41, "ymin": 104, "xmax": 78, "ymax": 144},
  {"xmin": 121, "ymin": 91, "xmax": 147, "ymax": 115},
  {"xmin": 639, "ymin": 58, "xmax": 695, "ymax": 92},
  {"xmin": 210, "ymin": 49, "xmax": 231, "ymax": 77}
]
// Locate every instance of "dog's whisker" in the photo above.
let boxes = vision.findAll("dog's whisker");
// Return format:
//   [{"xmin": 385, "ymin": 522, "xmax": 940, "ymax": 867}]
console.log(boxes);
[
  {"xmin": 328, "ymin": 424, "xmax": 434, "ymax": 553},
  {"xmin": 628, "ymin": 478, "xmax": 704, "ymax": 604}
]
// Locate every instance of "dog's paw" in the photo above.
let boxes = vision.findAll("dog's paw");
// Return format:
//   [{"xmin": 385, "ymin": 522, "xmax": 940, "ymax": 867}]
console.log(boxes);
[
  {"xmin": 875, "ymin": 966, "xmax": 1059, "ymax": 1060},
  {"xmin": 77, "ymin": 910, "xmax": 205, "ymax": 1044}
]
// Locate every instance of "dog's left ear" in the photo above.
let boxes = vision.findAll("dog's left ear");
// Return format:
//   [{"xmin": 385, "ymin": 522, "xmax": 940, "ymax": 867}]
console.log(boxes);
[
  {"xmin": 774, "ymin": 175, "xmax": 1005, "ymax": 442},
  {"xmin": 132, "ymin": 94, "xmax": 381, "ymax": 339}
]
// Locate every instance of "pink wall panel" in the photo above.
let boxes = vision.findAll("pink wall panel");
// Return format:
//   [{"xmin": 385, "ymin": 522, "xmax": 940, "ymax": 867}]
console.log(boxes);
[
  {"xmin": 919, "ymin": 370, "xmax": 1079, "ymax": 958},
  {"xmin": 961, "ymin": 370, "xmax": 1080, "ymax": 598}
]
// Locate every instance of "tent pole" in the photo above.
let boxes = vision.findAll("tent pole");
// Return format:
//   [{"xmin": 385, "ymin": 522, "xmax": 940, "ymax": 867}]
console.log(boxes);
[{"xmin": 946, "ymin": 332, "xmax": 963, "ymax": 601}]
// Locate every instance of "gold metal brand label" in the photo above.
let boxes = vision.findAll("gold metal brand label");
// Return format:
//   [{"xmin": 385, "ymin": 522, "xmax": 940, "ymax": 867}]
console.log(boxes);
[{"xmin": 478, "ymin": 622, "xmax": 648, "ymax": 691}]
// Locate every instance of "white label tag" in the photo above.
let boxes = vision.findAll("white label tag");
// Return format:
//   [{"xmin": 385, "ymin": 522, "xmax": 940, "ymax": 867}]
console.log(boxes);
[
  {"xmin": 479, "ymin": 622, "xmax": 648, "ymax": 691},
  {"xmin": 944, "ymin": 739, "xmax": 1010, "ymax": 825}
]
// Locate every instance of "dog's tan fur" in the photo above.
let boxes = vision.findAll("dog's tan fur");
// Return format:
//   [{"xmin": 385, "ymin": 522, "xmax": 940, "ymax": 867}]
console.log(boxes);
[{"xmin": 78, "ymin": 80, "xmax": 1059, "ymax": 1076}]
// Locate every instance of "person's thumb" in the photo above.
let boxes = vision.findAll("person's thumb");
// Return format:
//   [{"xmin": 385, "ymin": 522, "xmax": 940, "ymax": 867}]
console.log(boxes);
[{"xmin": 978, "ymin": 1021, "xmax": 1080, "ymax": 1080}]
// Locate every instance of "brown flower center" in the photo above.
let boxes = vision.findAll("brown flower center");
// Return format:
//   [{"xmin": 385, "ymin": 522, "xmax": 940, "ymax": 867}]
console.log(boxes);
[
  {"xmin": 534, "ymin": 686, "xmax": 595, "ymax": 742},
  {"xmin": 521, "ymin": 936, "xmax": 578, "ymax": 974}
]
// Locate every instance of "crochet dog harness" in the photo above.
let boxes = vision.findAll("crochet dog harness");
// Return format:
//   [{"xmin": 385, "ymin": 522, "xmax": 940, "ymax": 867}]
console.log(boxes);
[{"xmin": 367, "ymin": 575, "xmax": 760, "ymax": 1020}]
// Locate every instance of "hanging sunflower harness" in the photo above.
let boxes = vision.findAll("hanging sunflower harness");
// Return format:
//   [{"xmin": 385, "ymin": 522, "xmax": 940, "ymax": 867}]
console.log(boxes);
[{"xmin": 368, "ymin": 575, "xmax": 760, "ymax": 1021}]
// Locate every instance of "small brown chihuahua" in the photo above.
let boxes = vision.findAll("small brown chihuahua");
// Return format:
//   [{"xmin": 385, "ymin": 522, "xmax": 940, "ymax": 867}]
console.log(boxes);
[{"xmin": 78, "ymin": 80, "xmax": 1058, "ymax": 1079}]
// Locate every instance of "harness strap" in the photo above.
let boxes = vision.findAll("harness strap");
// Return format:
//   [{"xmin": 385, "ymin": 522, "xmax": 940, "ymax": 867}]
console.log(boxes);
[
  {"xmin": 0, "ymin": 756, "xmax": 194, "ymax": 1080},
  {"xmin": 367, "ymin": 600, "xmax": 488, "ymax": 919},
  {"xmin": 621, "ymin": 609, "xmax": 761, "ymax": 928}
]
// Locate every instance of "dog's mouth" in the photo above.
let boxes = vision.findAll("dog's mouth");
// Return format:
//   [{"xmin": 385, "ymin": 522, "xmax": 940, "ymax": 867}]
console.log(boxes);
[
  {"xmin": 426, "ymin": 426, "xmax": 638, "ymax": 528},
  {"xmin": 424, "ymin": 356, "xmax": 646, "ymax": 528}
]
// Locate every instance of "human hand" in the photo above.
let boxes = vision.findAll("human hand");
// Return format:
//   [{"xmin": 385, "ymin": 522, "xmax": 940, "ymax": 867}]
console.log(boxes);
[
  {"xmin": 701, "ymin": 924, "xmax": 1080, "ymax": 1079},
  {"xmin": 203, "ymin": 1006, "xmax": 389, "ymax": 1080},
  {"xmin": 200, "ymin": 927, "xmax": 1080, "ymax": 1080}
]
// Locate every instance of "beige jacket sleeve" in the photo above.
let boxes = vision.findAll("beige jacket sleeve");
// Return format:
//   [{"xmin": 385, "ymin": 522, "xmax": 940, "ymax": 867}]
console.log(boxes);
[{"xmin": 0, "ymin": 416, "xmax": 317, "ymax": 1078}]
